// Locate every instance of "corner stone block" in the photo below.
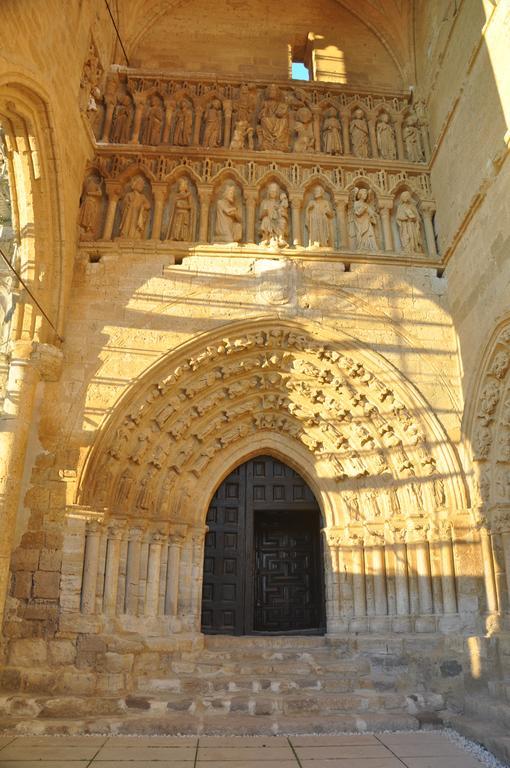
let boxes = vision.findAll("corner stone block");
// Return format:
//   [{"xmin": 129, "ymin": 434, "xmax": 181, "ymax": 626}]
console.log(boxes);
[
  {"xmin": 33, "ymin": 570, "xmax": 60, "ymax": 599},
  {"xmin": 9, "ymin": 638, "xmax": 48, "ymax": 666}
]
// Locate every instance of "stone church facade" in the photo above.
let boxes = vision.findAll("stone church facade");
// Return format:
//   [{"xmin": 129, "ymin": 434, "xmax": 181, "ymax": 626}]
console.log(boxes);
[{"xmin": 0, "ymin": 0, "xmax": 509, "ymax": 756}]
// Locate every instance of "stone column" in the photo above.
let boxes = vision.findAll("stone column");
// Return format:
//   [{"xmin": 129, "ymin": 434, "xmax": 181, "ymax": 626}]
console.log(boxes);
[
  {"xmin": 439, "ymin": 525, "xmax": 457, "ymax": 614},
  {"xmin": 326, "ymin": 533, "xmax": 341, "ymax": 628},
  {"xmin": 178, "ymin": 535, "xmax": 194, "ymax": 620},
  {"xmin": 244, "ymin": 188, "xmax": 258, "ymax": 244},
  {"xmin": 130, "ymin": 93, "xmax": 146, "ymax": 143},
  {"xmin": 491, "ymin": 532, "xmax": 508, "ymax": 611},
  {"xmin": 340, "ymin": 109, "xmax": 350, "ymax": 155},
  {"xmin": 392, "ymin": 529, "xmax": 410, "ymax": 616},
  {"xmin": 81, "ymin": 520, "xmax": 102, "ymax": 614},
  {"xmin": 394, "ymin": 115, "xmax": 405, "ymax": 161},
  {"xmin": 162, "ymin": 98, "xmax": 175, "ymax": 144},
  {"xmin": 371, "ymin": 536, "xmax": 388, "ymax": 615},
  {"xmin": 419, "ymin": 120, "xmax": 431, "ymax": 161},
  {"xmin": 103, "ymin": 523, "xmax": 124, "ymax": 616},
  {"xmin": 338, "ymin": 538, "xmax": 354, "ymax": 618},
  {"xmin": 499, "ymin": 513, "xmax": 510, "ymax": 606},
  {"xmin": 334, "ymin": 193, "xmax": 349, "ymax": 249},
  {"xmin": 223, "ymin": 100, "xmax": 233, "ymax": 148},
  {"xmin": 125, "ymin": 526, "xmax": 144, "ymax": 615},
  {"xmin": 103, "ymin": 183, "xmax": 120, "ymax": 240},
  {"xmin": 351, "ymin": 535, "xmax": 366, "ymax": 618},
  {"xmin": 479, "ymin": 524, "xmax": 498, "ymax": 613},
  {"xmin": 193, "ymin": 107, "xmax": 204, "ymax": 146},
  {"xmin": 0, "ymin": 340, "xmax": 62, "ymax": 627},
  {"xmin": 368, "ymin": 115, "xmax": 378, "ymax": 158},
  {"xmin": 165, "ymin": 529, "xmax": 185, "ymax": 616},
  {"xmin": 379, "ymin": 198, "xmax": 394, "ymax": 251},
  {"xmin": 421, "ymin": 203, "xmax": 438, "ymax": 258},
  {"xmin": 190, "ymin": 528, "xmax": 207, "ymax": 628},
  {"xmin": 102, "ymin": 98, "xmax": 116, "ymax": 142},
  {"xmin": 151, "ymin": 184, "xmax": 167, "ymax": 241},
  {"xmin": 289, "ymin": 194, "xmax": 302, "ymax": 246},
  {"xmin": 413, "ymin": 529, "xmax": 433, "ymax": 614},
  {"xmin": 427, "ymin": 525, "xmax": 444, "ymax": 614},
  {"xmin": 198, "ymin": 187, "xmax": 212, "ymax": 243},
  {"xmin": 145, "ymin": 530, "xmax": 165, "ymax": 617}
]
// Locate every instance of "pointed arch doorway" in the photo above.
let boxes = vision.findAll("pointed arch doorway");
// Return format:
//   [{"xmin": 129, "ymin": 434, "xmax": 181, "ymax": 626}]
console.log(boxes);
[{"xmin": 201, "ymin": 455, "xmax": 326, "ymax": 635}]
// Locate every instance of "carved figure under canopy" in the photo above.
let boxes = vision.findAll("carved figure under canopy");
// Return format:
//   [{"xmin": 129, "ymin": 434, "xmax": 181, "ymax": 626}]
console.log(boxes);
[
  {"xmin": 167, "ymin": 179, "xmax": 196, "ymax": 241},
  {"xmin": 111, "ymin": 94, "xmax": 132, "ymax": 143},
  {"xmin": 214, "ymin": 184, "xmax": 243, "ymax": 243},
  {"xmin": 257, "ymin": 85, "xmax": 290, "ymax": 152},
  {"xmin": 396, "ymin": 191, "xmax": 423, "ymax": 253},
  {"xmin": 141, "ymin": 96, "xmax": 164, "ymax": 145},
  {"xmin": 322, "ymin": 107, "xmax": 342, "ymax": 154},
  {"xmin": 350, "ymin": 109, "xmax": 370, "ymax": 157},
  {"xmin": 230, "ymin": 119, "xmax": 254, "ymax": 151},
  {"xmin": 259, "ymin": 182, "xmax": 289, "ymax": 247},
  {"xmin": 376, "ymin": 113, "xmax": 397, "ymax": 160},
  {"xmin": 173, "ymin": 99, "xmax": 193, "ymax": 146},
  {"xmin": 349, "ymin": 187, "xmax": 378, "ymax": 251},
  {"xmin": 305, "ymin": 185, "xmax": 334, "ymax": 247},
  {"xmin": 203, "ymin": 99, "xmax": 223, "ymax": 148},
  {"xmin": 118, "ymin": 176, "xmax": 151, "ymax": 239},
  {"xmin": 294, "ymin": 106, "xmax": 315, "ymax": 152},
  {"xmin": 403, "ymin": 114, "xmax": 424, "ymax": 162},
  {"xmin": 79, "ymin": 176, "xmax": 102, "ymax": 240}
]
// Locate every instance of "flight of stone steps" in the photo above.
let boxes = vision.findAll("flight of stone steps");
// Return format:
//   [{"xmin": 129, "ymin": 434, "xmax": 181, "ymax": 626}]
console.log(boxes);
[{"xmin": 0, "ymin": 635, "xmax": 421, "ymax": 735}]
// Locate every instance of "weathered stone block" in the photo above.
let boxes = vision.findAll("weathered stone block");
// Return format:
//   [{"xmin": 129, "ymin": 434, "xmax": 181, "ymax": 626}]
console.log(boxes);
[
  {"xmin": 39, "ymin": 549, "xmax": 63, "ymax": 571},
  {"xmin": 102, "ymin": 652, "xmax": 134, "ymax": 673},
  {"xmin": 10, "ymin": 549, "xmax": 39, "ymax": 572},
  {"xmin": 13, "ymin": 572, "xmax": 32, "ymax": 599},
  {"xmin": 33, "ymin": 571, "xmax": 60, "ymax": 599},
  {"xmin": 9, "ymin": 638, "xmax": 48, "ymax": 667},
  {"xmin": 48, "ymin": 639, "xmax": 76, "ymax": 666}
]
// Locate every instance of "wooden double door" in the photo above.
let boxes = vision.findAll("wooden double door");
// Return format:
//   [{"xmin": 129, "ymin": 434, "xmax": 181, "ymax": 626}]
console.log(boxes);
[{"xmin": 201, "ymin": 456, "xmax": 325, "ymax": 635}]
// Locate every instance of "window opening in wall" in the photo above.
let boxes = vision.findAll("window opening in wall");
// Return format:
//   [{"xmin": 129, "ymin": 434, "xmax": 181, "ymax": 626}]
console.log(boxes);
[
  {"xmin": 289, "ymin": 40, "xmax": 311, "ymax": 81},
  {"xmin": 291, "ymin": 62, "xmax": 310, "ymax": 81},
  {"xmin": 0, "ymin": 126, "xmax": 17, "ymax": 411}
]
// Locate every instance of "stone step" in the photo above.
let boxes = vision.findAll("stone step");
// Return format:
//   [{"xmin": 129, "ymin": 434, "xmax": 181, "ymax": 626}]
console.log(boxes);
[
  {"xmin": 487, "ymin": 679, "xmax": 510, "ymax": 702},
  {"xmin": 463, "ymin": 692, "xmax": 510, "ymax": 730},
  {"xmin": 0, "ymin": 710, "xmax": 421, "ymax": 736},
  {"xmin": 444, "ymin": 712, "xmax": 510, "ymax": 767},
  {"xmin": 204, "ymin": 635, "xmax": 327, "ymax": 650},
  {"xmin": 135, "ymin": 674, "xmax": 389, "ymax": 695}
]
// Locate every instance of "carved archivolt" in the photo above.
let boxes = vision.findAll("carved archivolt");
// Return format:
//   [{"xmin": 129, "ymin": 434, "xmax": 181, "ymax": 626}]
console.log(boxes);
[{"xmin": 79, "ymin": 320, "xmax": 466, "ymax": 533}]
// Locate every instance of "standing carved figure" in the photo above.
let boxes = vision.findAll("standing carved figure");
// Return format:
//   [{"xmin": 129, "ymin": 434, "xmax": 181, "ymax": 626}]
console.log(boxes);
[
  {"xmin": 349, "ymin": 187, "xmax": 378, "ymax": 251},
  {"xmin": 396, "ymin": 191, "xmax": 423, "ymax": 252},
  {"xmin": 141, "ymin": 95, "xmax": 164, "ymax": 145},
  {"xmin": 293, "ymin": 106, "xmax": 315, "ymax": 152},
  {"xmin": 350, "ymin": 108, "xmax": 370, "ymax": 157},
  {"xmin": 305, "ymin": 185, "xmax": 334, "ymax": 246},
  {"xmin": 203, "ymin": 99, "xmax": 223, "ymax": 148},
  {"xmin": 322, "ymin": 107, "xmax": 342, "ymax": 154},
  {"xmin": 167, "ymin": 179, "xmax": 196, "ymax": 241},
  {"xmin": 403, "ymin": 115, "xmax": 424, "ymax": 162},
  {"xmin": 79, "ymin": 176, "xmax": 102, "ymax": 240},
  {"xmin": 173, "ymin": 99, "xmax": 193, "ymax": 146},
  {"xmin": 214, "ymin": 185, "xmax": 243, "ymax": 243},
  {"xmin": 259, "ymin": 182, "xmax": 289, "ymax": 247},
  {"xmin": 376, "ymin": 113, "xmax": 397, "ymax": 160},
  {"xmin": 257, "ymin": 85, "xmax": 290, "ymax": 151},
  {"xmin": 119, "ymin": 176, "xmax": 151, "ymax": 239},
  {"xmin": 111, "ymin": 94, "xmax": 132, "ymax": 143}
]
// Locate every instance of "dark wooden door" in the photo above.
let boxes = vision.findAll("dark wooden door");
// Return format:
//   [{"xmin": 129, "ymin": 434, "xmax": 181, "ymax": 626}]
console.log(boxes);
[{"xmin": 201, "ymin": 455, "xmax": 325, "ymax": 635}]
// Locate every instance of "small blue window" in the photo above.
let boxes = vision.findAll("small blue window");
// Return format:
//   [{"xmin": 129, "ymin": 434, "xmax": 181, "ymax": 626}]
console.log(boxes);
[{"xmin": 291, "ymin": 62, "xmax": 310, "ymax": 81}]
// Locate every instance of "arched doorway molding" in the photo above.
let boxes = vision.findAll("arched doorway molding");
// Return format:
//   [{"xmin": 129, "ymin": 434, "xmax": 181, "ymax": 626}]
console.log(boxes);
[
  {"xmin": 463, "ymin": 313, "xmax": 510, "ymax": 615},
  {"xmin": 66, "ymin": 317, "xmax": 476, "ymax": 639}
]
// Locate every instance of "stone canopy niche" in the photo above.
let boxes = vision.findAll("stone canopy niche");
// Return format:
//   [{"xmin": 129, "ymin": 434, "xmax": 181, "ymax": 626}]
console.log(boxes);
[
  {"xmin": 64, "ymin": 320, "xmax": 471, "ymax": 643},
  {"xmin": 78, "ymin": 69, "xmax": 438, "ymax": 262}
]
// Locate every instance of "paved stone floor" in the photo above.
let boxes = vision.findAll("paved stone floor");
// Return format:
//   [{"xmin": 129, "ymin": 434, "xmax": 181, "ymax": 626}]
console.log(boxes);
[{"xmin": 0, "ymin": 732, "xmax": 494, "ymax": 768}]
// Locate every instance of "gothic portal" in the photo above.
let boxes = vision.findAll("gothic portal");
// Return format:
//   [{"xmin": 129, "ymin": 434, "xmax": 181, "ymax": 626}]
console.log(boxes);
[{"xmin": 201, "ymin": 455, "xmax": 324, "ymax": 635}]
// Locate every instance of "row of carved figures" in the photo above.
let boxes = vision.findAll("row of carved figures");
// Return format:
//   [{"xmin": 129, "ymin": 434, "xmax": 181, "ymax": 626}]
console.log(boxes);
[
  {"xmin": 79, "ymin": 173, "xmax": 437, "ymax": 255},
  {"xmin": 89, "ymin": 84, "xmax": 428, "ymax": 163}
]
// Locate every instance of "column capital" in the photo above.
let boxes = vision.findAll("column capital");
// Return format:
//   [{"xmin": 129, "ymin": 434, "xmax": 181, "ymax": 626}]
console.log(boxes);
[
  {"xmin": 108, "ymin": 521, "xmax": 126, "ymax": 540},
  {"xmin": 198, "ymin": 185, "xmax": 213, "ymax": 203},
  {"xmin": 378, "ymin": 196, "xmax": 394, "ymax": 212},
  {"xmin": 492, "ymin": 506, "xmax": 510, "ymax": 534},
  {"xmin": 86, "ymin": 520, "xmax": 103, "ymax": 535},
  {"xmin": 333, "ymin": 192, "xmax": 349, "ymax": 206},
  {"xmin": 128, "ymin": 525, "xmax": 145, "ymax": 541},
  {"xmin": 244, "ymin": 188, "xmax": 258, "ymax": 204},
  {"xmin": 105, "ymin": 180, "xmax": 121, "ymax": 199},
  {"xmin": 420, "ymin": 201, "xmax": 436, "ymax": 217},
  {"xmin": 9, "ymin": 340, "xmax": 63, "ymax": 381}
]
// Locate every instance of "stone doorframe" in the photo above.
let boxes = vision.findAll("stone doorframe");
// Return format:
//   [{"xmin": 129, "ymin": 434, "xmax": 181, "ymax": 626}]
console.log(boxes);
[{"xmin": 61, "ymin": 317, "xmax": 478, "ymax": 643}]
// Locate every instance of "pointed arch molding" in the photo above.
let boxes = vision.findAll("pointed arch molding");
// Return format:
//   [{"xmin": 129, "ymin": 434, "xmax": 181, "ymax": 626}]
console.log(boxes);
[{"xmin": 79, "ymin": 318, "xmax": 467, "ymax": 529}]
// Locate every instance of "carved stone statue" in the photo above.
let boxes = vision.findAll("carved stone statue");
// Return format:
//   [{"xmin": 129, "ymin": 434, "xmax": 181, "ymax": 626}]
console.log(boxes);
[
  {"xmin": 322, "ymin": 107, "xmax": 342, "ymax": 154},
  {"xmin": 376, "ymin": 113, "xmax": 397, "ymax": 160},
  {"xmin": 403, "ymin": 114, "xmax": 424, "ymax": 162},
  {"xmin": 230, "ymin": 119, "xmax": 254, "ymax": 151},
  {"xmin": 79, "ymin": 176, "xmax": 102, "ymax": 240},
  {"xmin": 141, "ymin": 95, "xmax": 164, "ymax": 145},
  {"xmin": 111, "ymin": 94, "xmax": 132, "ymax": 143},
  {"xmin": 350, "ymin": 108, "xmax": 370, "ymax": 157},
  {"xmin": 305, "ymin": 185, "xmax": 334, "ymax": 247},
  {"xmin": 167, "ymin": 179, "xmax": 196, "ymax": 241},
  {"xmin": 259, "ymin": 182, "xmax": 289, "ymax": 247},
  {"xmin": 293, "ymin": 106, "xmax": 314, "ymax": 152},
  {"xmin": 203, "ymin": 99, "xmax": 223, "ymax": 148},
  {"xmin": 257, "ymin": 85, "xmax": 289, "ymax": 152},
  {"xmin": 214, "ymin": 184, "xmax": 242, "ymax": 243},
  {"xmin": 173, "ymin": 99, "xmax": 193, "ymax": 146},
  {"xmin": 118, "ymin": 176, "xmax": 151, "ymax": 239},
  {"xmin": 396, "ymin": 191, "xmax": 423, "ymax": 252},
  {"xmin": 349, "ymin": 187, "xmax": 378, "ymax": 251}
]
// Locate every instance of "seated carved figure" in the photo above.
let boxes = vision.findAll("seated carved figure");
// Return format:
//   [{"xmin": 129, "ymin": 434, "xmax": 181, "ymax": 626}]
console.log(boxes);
[
  {"xmin": 214, "ymin": 185, "xmax": 243, "ymax": 243},
  {"xmin": 294, "ymin": 106, "xmax": 315, "ymax": 152},
  {"xmin": 257, "ymin": 85, "xmax": 290, "ymax": 152}
]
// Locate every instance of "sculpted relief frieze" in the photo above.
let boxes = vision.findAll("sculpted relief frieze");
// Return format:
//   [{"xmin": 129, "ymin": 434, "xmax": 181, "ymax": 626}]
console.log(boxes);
[{"xmin": 78, "ymin": 68, "xmax": 438, "ymax": 260}]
